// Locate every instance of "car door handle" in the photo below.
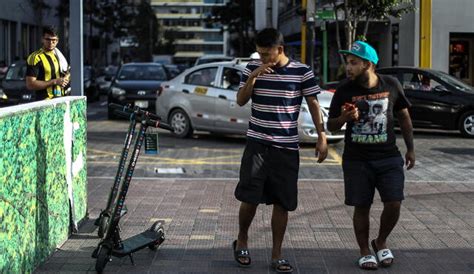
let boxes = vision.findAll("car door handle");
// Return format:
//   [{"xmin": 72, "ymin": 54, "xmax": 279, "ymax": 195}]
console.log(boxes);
[
  {"xmin": 182, "ymin": 89, "xmax": 190, "ymax": 94},
  {"xmin": 218, "ymin": 95, "xmax": 227, "ymax": 100}
]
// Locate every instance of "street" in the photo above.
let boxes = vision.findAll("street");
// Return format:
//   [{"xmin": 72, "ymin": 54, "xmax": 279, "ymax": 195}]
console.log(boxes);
[{"xmin": 87, "ymin": 97, "xmax": 474, "ymax": 183}]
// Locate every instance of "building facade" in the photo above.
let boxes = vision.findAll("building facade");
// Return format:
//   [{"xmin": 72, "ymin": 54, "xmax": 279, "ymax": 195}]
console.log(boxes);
[
  {"xmin": 0, "ymin": 0, "xmax": 63, "ymax": 66},
  {"xmin": 269, "ymin": 0, "xmax": 474, "ymax": 85},
  {"xmin": 151, "ymin": 0, "xmax": 229, "ymax": 65},
  {"xmin": 397, "ymin": 0, "xmax": 474, "ymax": 85}
]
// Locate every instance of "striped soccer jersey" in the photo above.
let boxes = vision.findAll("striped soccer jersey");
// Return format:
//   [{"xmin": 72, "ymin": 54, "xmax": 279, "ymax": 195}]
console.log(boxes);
[
  {"xmin": 26, "ymin": 48, "xmax": 63, "ymax": 100},
  {"xmin": 239, "ymin": 59, "xmax": 321, "ymax": 149}
]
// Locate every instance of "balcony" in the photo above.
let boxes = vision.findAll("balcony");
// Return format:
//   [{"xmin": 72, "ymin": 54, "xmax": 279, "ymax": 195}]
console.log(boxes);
[
  {"xmin": 174, "ymin": 51, "xmax": 205, "ymax": 58},
  {"xmin": 156, "ymin": 13, "xmax": 203, "ymax": 19},
  {"xmin": 152, "ymin": 0, "xmax": 225, "ymax": 6},
  {"xmin": 175, "ymin": 39, "xmax": 224, "ymax": 45},
  {"xmin": 162, "ymin": 26, "xmax": 221, "ymax": 32}
]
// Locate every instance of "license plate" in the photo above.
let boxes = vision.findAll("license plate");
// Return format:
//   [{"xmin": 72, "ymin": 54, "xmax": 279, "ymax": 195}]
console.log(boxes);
[{"xmin": 135, "ymin": 100, "xmax": 149, "ymax": 109}]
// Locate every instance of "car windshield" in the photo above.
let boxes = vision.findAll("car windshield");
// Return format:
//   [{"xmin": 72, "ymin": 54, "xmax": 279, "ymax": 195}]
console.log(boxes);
[
  {"xmin": 5, "ymin": 63, "xmax": 26, "ymax": 80},
  {"xmin": 118, "ymin": 65, "xmax": 167, "ymax": 81},
  {"xmin": 104, "ymin": 66, "xmax": 118, "ymax": 77},
  {"xmin": 432, "ymin": 70, "xmax": 473, "ymax": 92}
]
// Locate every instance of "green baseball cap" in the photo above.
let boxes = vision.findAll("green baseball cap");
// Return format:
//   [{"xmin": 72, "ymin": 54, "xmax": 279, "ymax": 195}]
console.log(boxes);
[{"xmin": 339, "ymin": 41, "xmax": 379, "ymax": 65}]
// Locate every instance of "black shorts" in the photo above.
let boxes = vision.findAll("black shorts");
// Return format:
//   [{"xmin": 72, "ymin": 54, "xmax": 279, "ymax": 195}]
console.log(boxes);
[
  {"xmin": 342, "ymin": 156, "xmax": 405, "ymax": 207},
  {"xmin": 234, "ymin": 139, "xmax": 300, "ymax": 211}
]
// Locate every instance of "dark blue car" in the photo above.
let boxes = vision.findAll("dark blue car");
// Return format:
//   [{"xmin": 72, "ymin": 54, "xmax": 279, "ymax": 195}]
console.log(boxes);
[
  {"xmin": 377, "ymin": 67, "xmax": 474, "ymax": 138},
  {"xmin": 107, "ymin": 63, "xmax": 169, "ymax": 119}
]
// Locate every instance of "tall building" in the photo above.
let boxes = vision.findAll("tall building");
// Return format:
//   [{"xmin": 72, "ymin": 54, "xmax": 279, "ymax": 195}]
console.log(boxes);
[{"xmin": 151, "ymin": 0, "xmax": 229, "ymax": 65}]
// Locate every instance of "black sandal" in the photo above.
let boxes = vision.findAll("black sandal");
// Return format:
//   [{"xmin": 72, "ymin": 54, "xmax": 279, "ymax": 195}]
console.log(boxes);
[
  {"xmin": 271, "ymin": 259, "xmax": 293, "ymax": 273},
  {"xmin": 232, "ymin": 240, "xmax": 251, "ymax": 267}
]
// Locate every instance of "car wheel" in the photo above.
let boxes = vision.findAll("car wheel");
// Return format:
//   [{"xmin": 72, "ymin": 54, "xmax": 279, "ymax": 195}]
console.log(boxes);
[
  {"xmin": 107, "ymin": 106, "xmax": 117, "ymax": 120},
  {"xmin": 459, "ymin": 111, "xmax": 474, "ymax": 138},
  {"xmin": 169, "ymin": 109, "xmax": 193, "ymax": 138}
]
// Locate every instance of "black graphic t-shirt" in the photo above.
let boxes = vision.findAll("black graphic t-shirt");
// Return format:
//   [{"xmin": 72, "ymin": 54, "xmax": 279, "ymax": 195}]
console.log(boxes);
[{"xmin": 329, "ymin": 74, "xmax": 411, "ymax": 160}]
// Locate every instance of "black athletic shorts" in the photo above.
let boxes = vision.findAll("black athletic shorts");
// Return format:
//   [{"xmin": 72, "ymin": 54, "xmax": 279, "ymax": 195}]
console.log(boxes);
[
  {"xmin": 234, "ymin": 139, "xmax": 300, "ymax": 211},
  {"xmin": 342, "ymin": 156, "xmax": 405, "ymax": 207}
]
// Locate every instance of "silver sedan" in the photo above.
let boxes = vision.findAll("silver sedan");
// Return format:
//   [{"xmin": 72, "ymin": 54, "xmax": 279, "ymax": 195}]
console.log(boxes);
[{"xmin": 155, "ymin": 61, "xmax": 345, "ymax": 142}]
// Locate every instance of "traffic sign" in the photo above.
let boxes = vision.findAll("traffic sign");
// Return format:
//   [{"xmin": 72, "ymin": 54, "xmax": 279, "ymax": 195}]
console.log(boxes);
[{"xmin": 315, "ymin": 9, "xmax": 335, "ymax": 20}]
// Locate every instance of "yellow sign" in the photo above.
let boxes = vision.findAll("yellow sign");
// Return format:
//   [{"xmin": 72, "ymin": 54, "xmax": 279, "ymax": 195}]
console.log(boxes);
[{"xmin": 194, "ymin": 86, "xmax": 208, "ymax": 95}]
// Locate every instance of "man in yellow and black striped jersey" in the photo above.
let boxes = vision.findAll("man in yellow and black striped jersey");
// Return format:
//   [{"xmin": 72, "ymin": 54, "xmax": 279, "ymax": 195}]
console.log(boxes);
[{"xmin": 26, "ymin": 26, "xmax": 69, "ymax": 100}]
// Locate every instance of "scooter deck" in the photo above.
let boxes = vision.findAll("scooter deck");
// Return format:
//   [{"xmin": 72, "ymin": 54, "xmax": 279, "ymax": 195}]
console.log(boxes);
[{"xmin": 112, "ymin": 229, "xmax": 163, "ymax": 257}]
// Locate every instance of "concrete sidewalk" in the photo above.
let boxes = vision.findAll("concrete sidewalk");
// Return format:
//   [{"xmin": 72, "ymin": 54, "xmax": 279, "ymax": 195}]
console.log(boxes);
[{"xmin": 35, "ymin": 178, "xmax": 474, "ymax": 273}]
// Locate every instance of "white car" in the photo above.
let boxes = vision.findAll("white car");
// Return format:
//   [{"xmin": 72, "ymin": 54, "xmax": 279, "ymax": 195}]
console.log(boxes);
[{"xmin": 156, "ymin": 61, "xmax": 345, "ymax": 143}]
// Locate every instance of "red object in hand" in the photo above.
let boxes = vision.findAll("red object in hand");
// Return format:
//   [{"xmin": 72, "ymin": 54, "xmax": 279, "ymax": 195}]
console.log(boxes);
[{"xmin": 344, "ymin": 102, "xmax": 356, "ymax": 111}]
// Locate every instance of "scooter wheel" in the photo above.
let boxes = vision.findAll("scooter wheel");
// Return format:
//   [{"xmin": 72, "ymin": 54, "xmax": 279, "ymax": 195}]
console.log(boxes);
[
  {"xmin": 148, "ymin": 235, "xmax": 165, "ymax": 251},
  {"xmin": 148, "ymin": 223, "xmax": 165, "ymax": 250},
  {"xmin": 150, "ymin": 221, "xmax": 163, "ymax": 231},
  {"xmin": 98, "ymin": 215, "xmax": 110, "ymax": 238},
  {"xmin": 95, "ymin": 245, "xmax": 111, "ymax": 273}
]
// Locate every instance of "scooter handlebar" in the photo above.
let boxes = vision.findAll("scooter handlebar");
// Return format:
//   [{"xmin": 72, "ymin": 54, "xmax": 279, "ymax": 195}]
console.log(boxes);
[
  {"xmin": 109, "ymin": 103, "xmax": 162, "ymax": 121},
  {"xmin": 147, "ymin": 119, "xmax": 174, "ymax": 131},
  {"xmin": 109, "ymin": 103, "xmax": 173, "ymax": 132}
]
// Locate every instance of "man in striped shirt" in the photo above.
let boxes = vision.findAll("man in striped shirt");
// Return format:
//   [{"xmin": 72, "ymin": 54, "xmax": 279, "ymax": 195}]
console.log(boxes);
[
  {"xmin": 26, "ymin": 26, "xmax": 69, "ymax": 100},
  {"xmin": 232, "ymin": 28, "xmax": 327, "ymax": 272}
]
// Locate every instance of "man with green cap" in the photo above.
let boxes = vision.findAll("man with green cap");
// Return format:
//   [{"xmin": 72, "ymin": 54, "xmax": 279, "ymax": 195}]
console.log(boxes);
[{"xmin": 327, "ymin": 41, "xmax": 415, "ymax": 270}]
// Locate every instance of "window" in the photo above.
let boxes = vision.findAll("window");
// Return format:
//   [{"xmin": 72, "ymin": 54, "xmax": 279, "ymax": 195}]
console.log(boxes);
[
  {"xmin": 118, "ymin": 65, "xmax": 167, "ymax": 81},
  {"xmin": 185, "ymin": 67, "xmax": 217, "ymax": 87},
  {"xmin": 5, "ymin": 62, "xmax": 27, "ymax": 80},
  {"xmin": 401, "ymin": 73, "xmax": 442, "ymax": 92},
  {"xmin": 221, "ymin": 68, "xmax": 241, "ymax": 91}
]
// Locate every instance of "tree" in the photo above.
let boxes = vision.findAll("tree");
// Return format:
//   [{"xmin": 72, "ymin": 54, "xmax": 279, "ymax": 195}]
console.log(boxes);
[
  {"xmin": 28, "ymin": 0, "xmax": 51, "ymax": 28},
  {"xmin": 330, "ymin": 0, "xmax": 415, "ymax": 64},
  {"xmin": 207, "ymin": 0, "xmax": 255, "ymax": 57},
  {"xmin": 132, "ymin": 1, "xmax": 159, "ymax": 61}
]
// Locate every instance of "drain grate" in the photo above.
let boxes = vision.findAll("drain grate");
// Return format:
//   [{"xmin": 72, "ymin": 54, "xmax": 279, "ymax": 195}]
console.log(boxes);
[{"xmin": 154, "ymin": 167, "xmax": 186, "ymax": 174}]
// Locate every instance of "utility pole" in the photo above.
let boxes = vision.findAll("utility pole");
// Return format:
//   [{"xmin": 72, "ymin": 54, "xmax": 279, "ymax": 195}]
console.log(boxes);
[
  {"xmin": 315, "ymin": 8, "xmax": 335, "ymax": 84},
  {"xmin": 70, "ymin": 0, "xmax": 84, "ymax": 96},
  {"xmin": 306, "ymin": 0, "xmax": 316, "ymax": 69},
  {"xmin": 301, "ymin": 0, "xmax": 307, "ymax": 63},
  {"xmin": 419, "ymin": 0, "xmax": 432, "ymax": 68}
]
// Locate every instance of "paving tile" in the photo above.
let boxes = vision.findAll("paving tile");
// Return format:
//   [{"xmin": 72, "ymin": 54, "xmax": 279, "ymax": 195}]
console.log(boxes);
[{"xmin": 34, "ymin": 178, "xmax": 474, "ymax": 273}]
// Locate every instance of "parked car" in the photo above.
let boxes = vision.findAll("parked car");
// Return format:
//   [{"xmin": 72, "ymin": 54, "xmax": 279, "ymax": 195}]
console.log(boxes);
[
  {"xmin": 1, "ymin": 61, "xmax": 36, "ymax": 105},
  {"xmin": 320, "ymin": 81, "xmax": 340, "ymax": 93},
  {"xmin": 84, "ymin": 66, "xmax": 100, "ymax": 102},
  {"xmin": 155, "ymin": 61, "xmax": 345, "ymax": 143},
  {"xmin": 0, "ymin": 87, "xmax": 8, "ymax": 105},
  {"xmin": 1, "ymin": 61, "xmax": 102, "ymax": 106},
  {"xmin": 107, "ymin": 62, "xmax": 170, "ymax": 119},
  {"xmin": 194, "ymin": 55, "xmax": 234, "ymax": 66},
  {"xmin": 377, "ymin": 67, "xmax": 474, "ymax": 138},
  {"xmin": 96, "ymin": 65, "xmax": 118, "ymax": 94},
  {"xmin": 164, "ymin": 64, "xmax": 182, "ymax": 79}
]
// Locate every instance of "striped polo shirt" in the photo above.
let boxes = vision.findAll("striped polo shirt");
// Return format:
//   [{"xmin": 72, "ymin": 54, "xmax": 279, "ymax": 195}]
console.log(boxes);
[
  {"xmin": 26, "ymin": 48, "xmax": 62, "ymax": 100},
  {"xmin": 240, "ymin": 59, "xmax": 321, "ymax": 149}
]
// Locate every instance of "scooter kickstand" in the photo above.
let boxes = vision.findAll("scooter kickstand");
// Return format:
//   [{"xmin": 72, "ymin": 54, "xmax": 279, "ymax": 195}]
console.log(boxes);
[{"xmin": 128, "ymin": 253, "xmax": 135, "ymax": 265}]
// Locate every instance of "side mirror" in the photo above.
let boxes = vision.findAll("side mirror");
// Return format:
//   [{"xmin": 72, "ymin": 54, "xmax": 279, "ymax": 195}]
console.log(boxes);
[{"xmin": 433, "ymin": 85, "xmax": 449, "ymax": 93}]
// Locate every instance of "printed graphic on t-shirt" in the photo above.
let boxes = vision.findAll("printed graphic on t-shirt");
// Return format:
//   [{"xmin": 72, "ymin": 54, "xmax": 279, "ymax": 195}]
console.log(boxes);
[{"xmin": 351, "ymin": 92, "xmax": 389, "ymax": 144}]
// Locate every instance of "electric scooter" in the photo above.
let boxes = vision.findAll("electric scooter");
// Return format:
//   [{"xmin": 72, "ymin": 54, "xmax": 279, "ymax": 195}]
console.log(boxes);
[
  {"xmin": 94, "ymin": 108, "xmax": 137, "ymax": 238},
  {"xmin": 92, "ymin": 103, "xmax": 173, "ymax": 273}
]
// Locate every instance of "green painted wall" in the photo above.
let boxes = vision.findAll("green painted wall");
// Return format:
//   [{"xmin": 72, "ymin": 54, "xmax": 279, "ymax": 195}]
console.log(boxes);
[{"xmin": 0, "ymin": 97, "xmax": 87, "ymax": 273}]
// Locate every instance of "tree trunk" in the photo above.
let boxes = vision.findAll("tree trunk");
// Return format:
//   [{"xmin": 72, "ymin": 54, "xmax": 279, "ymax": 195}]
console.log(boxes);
[
  {"xmin": 332, "ymin": 1, "xmax": 345, "ymax": 65},
  {"xmin": 363, "ymin": 16, "xmax": 370, "ymax": 39},
  {"xmin": 343, "ymin": 0, "xmax": 352, "ymax": 50},
  {"xmin": 351, "ymin": 18, "xmax": 358, "ymax": 44}
]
